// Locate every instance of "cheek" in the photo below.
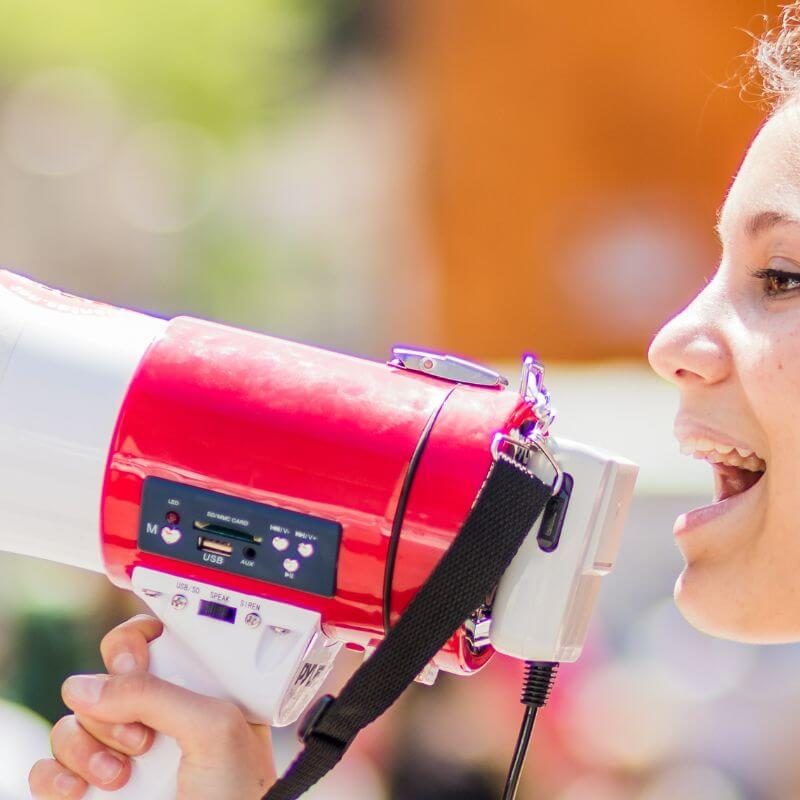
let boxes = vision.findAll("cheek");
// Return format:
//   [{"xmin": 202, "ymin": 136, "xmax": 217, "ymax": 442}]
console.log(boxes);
[
  {"xmin": 742, "ymin": 320, "xmax": 800, "ymax": 450},
  {"xmin": 737, "ymin": 323, "xmax": 800, "ymax": 599}
]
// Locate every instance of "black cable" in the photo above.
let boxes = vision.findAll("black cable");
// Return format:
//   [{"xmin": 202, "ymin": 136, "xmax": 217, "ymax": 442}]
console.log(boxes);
[
  {"xmin": 501, "ymin": 661, "xmax": 559, "ymax": 800},
  {"xmin": 502, "ymin": 705, "xmax": 538, "ymax": 800}
]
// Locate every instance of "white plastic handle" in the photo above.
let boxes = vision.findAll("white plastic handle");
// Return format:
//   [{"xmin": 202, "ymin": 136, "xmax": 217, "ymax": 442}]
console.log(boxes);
[{"xmin": 85, "ymin": 628, "xmax": 226, "ymax": 800}]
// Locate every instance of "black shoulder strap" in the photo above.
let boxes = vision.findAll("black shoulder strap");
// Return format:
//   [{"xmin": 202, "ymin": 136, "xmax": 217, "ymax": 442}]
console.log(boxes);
[{"xmin": 263, "ymin": 454, "xmax": 552, "ymax": 800}]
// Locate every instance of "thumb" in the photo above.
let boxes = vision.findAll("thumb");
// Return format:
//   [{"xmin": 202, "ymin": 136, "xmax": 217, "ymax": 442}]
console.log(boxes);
[{"xmin": 61, "ymin": 671, "xmax": 257, "ymax": 763}]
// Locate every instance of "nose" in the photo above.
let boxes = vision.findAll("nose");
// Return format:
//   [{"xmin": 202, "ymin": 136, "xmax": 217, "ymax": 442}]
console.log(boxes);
[{"xmin": 648, "ymin": 289, "xmax": 731, "ymax": 387}]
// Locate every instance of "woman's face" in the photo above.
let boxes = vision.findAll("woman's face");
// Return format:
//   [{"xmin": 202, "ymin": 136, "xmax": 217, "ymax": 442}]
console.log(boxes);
[{"xmin": 649, "ymin": 102, "xmax": 800, "ymax": 643}]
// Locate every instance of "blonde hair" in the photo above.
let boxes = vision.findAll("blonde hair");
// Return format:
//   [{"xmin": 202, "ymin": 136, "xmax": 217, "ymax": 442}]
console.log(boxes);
[{"xmin": 753, "ymin": 4, "xmax": 800, "ymax": 108}]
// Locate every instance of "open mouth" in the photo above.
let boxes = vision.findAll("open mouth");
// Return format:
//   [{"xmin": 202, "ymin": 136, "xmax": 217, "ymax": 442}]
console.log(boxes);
[
  {"xmin": 711, "ymin": 461, "xmax": 764, "ymax": 501},
  {"xmin": 680, "ymin": 438, "xmax": 766, "ymax": 502}
]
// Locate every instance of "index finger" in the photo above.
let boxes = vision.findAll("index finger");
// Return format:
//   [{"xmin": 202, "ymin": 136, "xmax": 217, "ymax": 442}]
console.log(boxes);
[{"xmin": 100, "ymin": 615, "xmax": 163, "ymax": 675}]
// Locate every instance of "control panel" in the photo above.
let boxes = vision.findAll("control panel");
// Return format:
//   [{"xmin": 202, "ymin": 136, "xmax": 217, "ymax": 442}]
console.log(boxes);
[{"xmin": 138, "ymin": 477, "xmax": 342, "ymax": 597}]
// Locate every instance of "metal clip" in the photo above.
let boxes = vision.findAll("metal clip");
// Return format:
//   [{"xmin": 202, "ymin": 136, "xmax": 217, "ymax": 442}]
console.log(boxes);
[
  {"xmin": 491, "ymin": 432, "xmax": 564, "ymax": 496},
  {"xmin": 389, "ymin": 347, "xmax": 509, "ymax": 388},
  {"xmin": 464, "ymin": 604, "xmax": 493, "ymax": 650},
  {"xmin": 519, "ymin": 355, "xmax": 556, "ymax": 437}
]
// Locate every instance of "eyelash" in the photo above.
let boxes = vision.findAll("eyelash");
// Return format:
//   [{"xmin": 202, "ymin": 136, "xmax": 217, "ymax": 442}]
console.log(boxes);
[{"xmin": 750, "ymin": 267, "xmax": 800, "ymax": 297}]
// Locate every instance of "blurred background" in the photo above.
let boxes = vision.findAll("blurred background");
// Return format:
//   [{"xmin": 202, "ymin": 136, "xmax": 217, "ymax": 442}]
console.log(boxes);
[{"xmin": 0, "ymin": 1, "xmax": 795, "ymax": 798}]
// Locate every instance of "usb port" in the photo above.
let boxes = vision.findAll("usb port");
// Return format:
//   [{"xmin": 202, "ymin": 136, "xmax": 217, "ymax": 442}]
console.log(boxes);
[{"xmin": 197, "ymin": 536, "xmax": 234, "ymax": 557}]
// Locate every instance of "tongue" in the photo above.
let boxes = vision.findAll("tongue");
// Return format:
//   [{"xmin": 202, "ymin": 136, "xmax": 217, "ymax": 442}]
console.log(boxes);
[{"xmin": 715, "ymin": 463, "xmax": 763, "ymax": 501}]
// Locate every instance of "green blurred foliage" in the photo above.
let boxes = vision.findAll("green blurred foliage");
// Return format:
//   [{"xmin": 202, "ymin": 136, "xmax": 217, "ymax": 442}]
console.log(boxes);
[
  {"xmin": 0, "ymin": 0, "xmax": 334, "ymax": 137},
  {"xmin": 7, "ymin": 613, "xmax": 105, "ymax": 723},
  {"xmin": 0, "ymin": 0, "xmax": 378, "ymax": 334}
]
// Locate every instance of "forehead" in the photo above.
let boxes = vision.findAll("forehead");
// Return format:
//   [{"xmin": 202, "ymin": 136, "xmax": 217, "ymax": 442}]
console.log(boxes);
[{"xmin": 718, "ymin": 103, "xmax": 800, "ymax": 244}]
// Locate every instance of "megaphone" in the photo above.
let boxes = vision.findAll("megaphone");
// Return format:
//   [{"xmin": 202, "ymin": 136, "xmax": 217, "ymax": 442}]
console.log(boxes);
[{"xmin": 0, "ymin": 269, "xmax": 637, "ymax": 798}]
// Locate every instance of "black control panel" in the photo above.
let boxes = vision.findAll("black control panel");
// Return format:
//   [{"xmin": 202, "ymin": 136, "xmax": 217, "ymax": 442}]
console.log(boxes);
[{"xmin": 138, "ymin": 477, "xmax": 342, "ymax": 597}]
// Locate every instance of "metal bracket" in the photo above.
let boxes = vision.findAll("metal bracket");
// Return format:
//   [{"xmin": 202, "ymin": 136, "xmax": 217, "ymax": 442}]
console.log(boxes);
[{"xmin": 491, "ymin": 432, "xmax": 565, "ymax": 496}]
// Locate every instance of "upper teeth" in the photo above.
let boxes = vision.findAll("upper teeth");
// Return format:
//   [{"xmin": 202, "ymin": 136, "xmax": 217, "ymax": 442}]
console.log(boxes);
[{"xmin": 679, "ymin": 437, "xmax": 766, "ymax": 471}]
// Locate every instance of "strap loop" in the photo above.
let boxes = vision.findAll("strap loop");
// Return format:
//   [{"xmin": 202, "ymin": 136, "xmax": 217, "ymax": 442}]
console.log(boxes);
[{"xmin": 297, "ymin": 694, "xmax": 338, "ymax": 745}]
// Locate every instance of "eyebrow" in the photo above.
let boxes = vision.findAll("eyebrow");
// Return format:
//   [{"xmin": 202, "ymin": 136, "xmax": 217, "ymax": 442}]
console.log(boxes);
[
  {"xmin": 716, "ymin": 209, "xmax": 800, "ymax": 241},
  {"xmin": 746, "ymin": 210, "xmax": 800, "ymax": 237}
]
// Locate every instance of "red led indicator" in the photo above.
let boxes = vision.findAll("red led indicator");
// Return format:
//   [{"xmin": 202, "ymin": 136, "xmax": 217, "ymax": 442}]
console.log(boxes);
[{"xmin": 165, "ymin": 511, "xmax": 180, "ymax": 525}]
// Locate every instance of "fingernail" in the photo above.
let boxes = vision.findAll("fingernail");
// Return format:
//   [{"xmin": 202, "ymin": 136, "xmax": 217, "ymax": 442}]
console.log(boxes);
[
  {"xmin": 88, "ymin": 750, "xmax": 124, "ymax": 784},
  {"xmin": 63, "ymin": 675, "xmax": 106, "ymax": 705},
  {"xmin": 111, "ymin": 651, "xmax": 138, "ymax": 674},
  {"xmin": 113, "ymin": 722, "xmax": 148, "ymax": 750},
  {"xmin": 53, "ymin": 770, "xmax": 82, "ymax": 796}
]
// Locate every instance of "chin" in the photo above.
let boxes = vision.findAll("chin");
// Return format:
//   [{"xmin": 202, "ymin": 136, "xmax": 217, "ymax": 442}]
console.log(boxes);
[{"xmin": 673, "ymin": 565, "xmax": 783, "ymax": 645}]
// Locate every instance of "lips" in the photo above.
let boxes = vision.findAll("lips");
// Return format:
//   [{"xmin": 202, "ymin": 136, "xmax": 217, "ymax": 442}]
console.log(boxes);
[{"xmin": 674, "ymin": 477, "xmax": 765, "ymax": 538}]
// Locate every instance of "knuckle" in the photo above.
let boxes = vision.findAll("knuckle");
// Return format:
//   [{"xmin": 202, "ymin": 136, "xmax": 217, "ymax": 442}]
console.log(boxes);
[
  {"xmin": 100, "ymin": 627, "xmax": 137, "ymax": 658},
  {"xmin": 114, "ymin": 670, "xmax": 151, "ymax": 701},
  {"xmin": 100, "ymin": 615, "xmax": 161, "ymax": 670},
  {"xmin": 120, "ymin": 614, "xmax": 161, "ymax": 640},
  {"xmin": 49, "ymin": 715, "xmax": 77, "ymax": 749},
  {"xmin": 113, "ymin": 722, "xmax": 152, "ymax": 756},
  {"xmin": 212, "ymin": 702, "xmax": 249, "ymax": 746},
  {"xmin": 128, "ymin": 613, "xmax": 159, "ymax": 627},
  {"xmin": 99, "ymin": 670, "xmax": 151, "ymax": 714}
]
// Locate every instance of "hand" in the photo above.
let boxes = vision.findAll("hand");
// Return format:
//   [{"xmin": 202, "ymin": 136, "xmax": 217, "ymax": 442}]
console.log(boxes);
[{"xmin": 29, "ymin": 614, "xmax": 277, "ymax": 799}]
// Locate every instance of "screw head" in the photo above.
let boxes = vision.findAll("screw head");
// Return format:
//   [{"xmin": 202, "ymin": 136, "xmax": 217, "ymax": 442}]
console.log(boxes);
[
  {"xmin": 245, "ymin": 613, "xmax": 262, "ymax": 629},
  {"xmin": 171, "ymin": 594, "xmax": 188, "ymax": 610}
]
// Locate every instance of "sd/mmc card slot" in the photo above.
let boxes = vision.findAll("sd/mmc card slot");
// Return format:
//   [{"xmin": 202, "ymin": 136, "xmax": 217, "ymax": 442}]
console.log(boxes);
[{"xmin": 194, "ymin": 520, "xmax": 263, "ymax": 559}]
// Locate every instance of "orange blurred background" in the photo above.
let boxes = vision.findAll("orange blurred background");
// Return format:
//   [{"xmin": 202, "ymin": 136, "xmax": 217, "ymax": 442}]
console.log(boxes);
[{"xmin": 402, "ymin": 0, "xmax": 772, "ymax": 359}]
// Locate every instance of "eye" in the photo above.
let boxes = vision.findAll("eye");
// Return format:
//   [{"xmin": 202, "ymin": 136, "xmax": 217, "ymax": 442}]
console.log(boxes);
[
  {"xmin": 750, "ymin": 257, "xmax": 800, "ymax": 297},
  {"xmin": 756, "ymin": 269, "xmax": 800, "ymax": 296}
]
